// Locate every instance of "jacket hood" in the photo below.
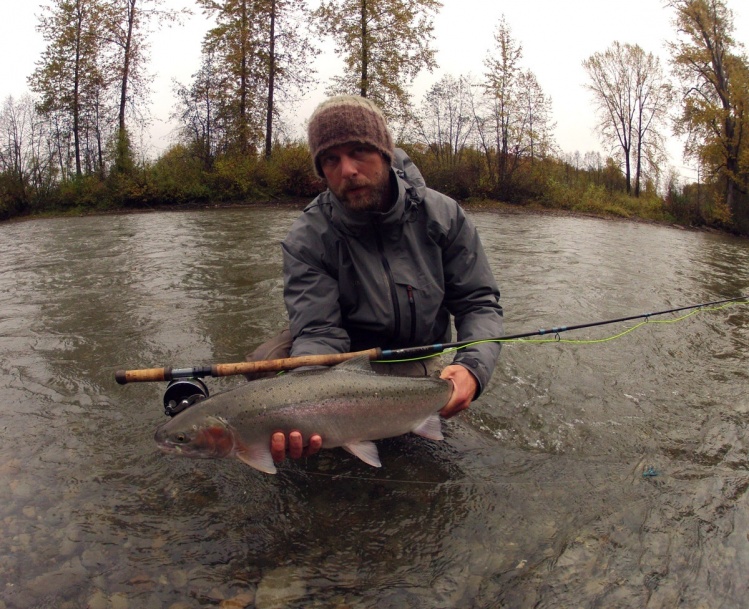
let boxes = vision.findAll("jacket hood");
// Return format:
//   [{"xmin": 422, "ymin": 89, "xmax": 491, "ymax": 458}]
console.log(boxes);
[{"xmin": 315, "ymin": 148, "xmax": 427, "ymax": 237}]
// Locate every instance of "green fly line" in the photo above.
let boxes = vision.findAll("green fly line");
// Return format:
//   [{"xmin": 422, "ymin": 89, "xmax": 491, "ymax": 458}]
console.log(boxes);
[{"xmin": 376, "ymin": 299, "xmax": 747, "ymax": 365}]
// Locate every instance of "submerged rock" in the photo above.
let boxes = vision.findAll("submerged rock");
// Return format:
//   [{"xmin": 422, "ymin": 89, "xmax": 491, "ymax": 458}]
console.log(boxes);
[{"xmin": 255, "ymin": 567, "xmax": 307, "ymax": 609}]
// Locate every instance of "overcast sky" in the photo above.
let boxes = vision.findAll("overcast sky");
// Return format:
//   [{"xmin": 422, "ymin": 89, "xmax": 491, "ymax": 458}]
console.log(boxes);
[{"xmin": 2, "ymin": 0, "xmax": 748, "ymax": 183}]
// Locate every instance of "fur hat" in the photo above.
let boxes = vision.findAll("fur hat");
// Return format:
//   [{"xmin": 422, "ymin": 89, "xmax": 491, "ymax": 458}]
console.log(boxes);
[{"xmin": 307, "ymin": 95, "xmax": 394, "ymax": 178}]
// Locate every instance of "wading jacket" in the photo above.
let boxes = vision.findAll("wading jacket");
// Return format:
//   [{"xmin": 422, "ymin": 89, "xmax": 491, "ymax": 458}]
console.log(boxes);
[{"xmin": 281, "ymin": 149, "xmax": 503, "ymax": 397}]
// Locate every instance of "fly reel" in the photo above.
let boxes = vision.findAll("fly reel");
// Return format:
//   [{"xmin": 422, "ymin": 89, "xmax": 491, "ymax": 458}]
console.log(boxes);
[{"xmin": 163, "ymin": 378, "xmax": 209, "ymax": 417}]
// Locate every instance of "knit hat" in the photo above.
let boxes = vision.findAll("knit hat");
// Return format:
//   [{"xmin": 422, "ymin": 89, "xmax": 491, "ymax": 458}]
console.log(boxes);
[{"xmin": 307, "ymin": 95, "xmax": 395, "ymax": 178}]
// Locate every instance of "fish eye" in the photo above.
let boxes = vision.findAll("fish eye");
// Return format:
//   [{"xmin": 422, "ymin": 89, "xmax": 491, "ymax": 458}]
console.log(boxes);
[{"xmin": 176, "ymin": 433, "xmax": 187, "ymax": 443}]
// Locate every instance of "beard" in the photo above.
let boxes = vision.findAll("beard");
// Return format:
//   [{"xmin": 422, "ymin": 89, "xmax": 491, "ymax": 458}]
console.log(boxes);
[{"xmin": 330, "ymin": 166, "xmax": 392, "ymax": 212}]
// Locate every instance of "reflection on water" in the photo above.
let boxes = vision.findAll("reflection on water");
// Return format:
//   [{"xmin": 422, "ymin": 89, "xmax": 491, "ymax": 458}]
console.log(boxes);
[{"xmin": 1, "ymin": 208, "xmax": 748, "ymax": 608}]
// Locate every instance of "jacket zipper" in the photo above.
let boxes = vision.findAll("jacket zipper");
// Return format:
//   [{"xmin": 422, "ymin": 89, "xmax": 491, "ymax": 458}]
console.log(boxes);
[
  {"xmin": 374, "ymin": 229, "xmax": 401, "ymax": 341},
  {"xmin": 407, "ymin": 285, "xmax": 416, "ymax": 344}
]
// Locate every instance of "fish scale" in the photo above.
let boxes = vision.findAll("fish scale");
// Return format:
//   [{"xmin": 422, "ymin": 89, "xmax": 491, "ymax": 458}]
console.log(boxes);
[{"xmin": 154, "ymin": 355, "xmax": 453, "ymax": 474}]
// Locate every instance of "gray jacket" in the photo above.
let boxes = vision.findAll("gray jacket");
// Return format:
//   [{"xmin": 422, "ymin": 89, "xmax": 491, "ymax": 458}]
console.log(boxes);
[{"xmin": 281, "ymin": 149, "xmax": 503, "ymax": 396}]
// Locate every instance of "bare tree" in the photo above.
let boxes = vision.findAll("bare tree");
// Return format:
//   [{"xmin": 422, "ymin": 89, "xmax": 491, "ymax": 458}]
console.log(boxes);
[
  {"xmin": 583, "ymin": 42, "xmax": 672, "ymax": 196},
  {"xmin": 478, "ymin": 16, "xmax": 523, "ymax": 196},
  {"xmin": 517, "ymin": 69, "xmax": 556, "ymax": 164},
  {"xmin": 476, "ymin": 16, "xmax": 553, "ymax": 198},
  {"xmin": 173, "ymin": 50, "xmax": 223, "ymax": 169},
  {"xmin": 631, "ymin": 47, "xmax": 673, "ymax": 195},
  {"xmin": 0, "ymin": 95, "xmax": 60, "ymax": 215},
  {"xmin": 411, "ymin": 74, "xmax": 476, "ymax": 166},
  {"xmin": 104, "ymin": 0, "xmax": 187, "ymax": 173},
  {"xmin": 0, "ymin": 96, "xmax": 32, "ymax": 208}
]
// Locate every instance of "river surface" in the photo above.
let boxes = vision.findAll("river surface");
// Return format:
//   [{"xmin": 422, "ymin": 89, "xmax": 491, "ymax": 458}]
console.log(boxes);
[{"xmin": 1, "ymin": 206, "xmax": 748, "ymax": 609}]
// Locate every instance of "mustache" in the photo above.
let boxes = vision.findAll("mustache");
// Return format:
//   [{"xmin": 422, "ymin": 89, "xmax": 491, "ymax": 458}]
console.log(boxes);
[{"xmin": 342, "ymin": 178, "xmax": 371, "ymax": 192}]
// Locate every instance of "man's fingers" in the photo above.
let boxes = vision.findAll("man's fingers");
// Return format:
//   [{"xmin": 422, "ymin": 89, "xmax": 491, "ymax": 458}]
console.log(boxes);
[
  {"xmin": 288, "ymin": 430, "xmax": 304, "ymax": 459},
  {"xmin": 440, "ymin": 401, "xmax": 469, "ymax": 419},
  {"xmin": 306, "ymin": 434, "xmax": 323, "ymax": 456},
  {"xmin": 438, "ymin": 365, "xmax": 477, "ymax": 418},
  {"xmin": 271, "ymin": 431, "xmax": 323, "ymax": 462},
  {"xmin": 271, "ymin": 432, "xmax": 286, "ymax": 462}
]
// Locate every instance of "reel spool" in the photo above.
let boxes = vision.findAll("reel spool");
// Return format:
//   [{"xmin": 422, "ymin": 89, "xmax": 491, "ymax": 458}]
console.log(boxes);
[{"xmin": 163, "ymin": 378, "xmax": 209, "ymax": 417}]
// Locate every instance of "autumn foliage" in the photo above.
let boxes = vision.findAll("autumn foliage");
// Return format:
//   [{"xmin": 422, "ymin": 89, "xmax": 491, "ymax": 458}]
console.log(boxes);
[{"xmin": 0, "ymin": 0, "xmax": 747, "ymax": 234}]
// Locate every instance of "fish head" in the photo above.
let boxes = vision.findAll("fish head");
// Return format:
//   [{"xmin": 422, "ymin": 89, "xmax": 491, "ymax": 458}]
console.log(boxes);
[{"xmin": 154, "ymin": 415, "xmax": 237, "ymax": 459}]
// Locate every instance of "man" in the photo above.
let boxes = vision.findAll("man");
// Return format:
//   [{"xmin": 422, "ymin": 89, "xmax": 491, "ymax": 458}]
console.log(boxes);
[{"xmin": 259, "ymin": 95, "xmax": 503, "ymax": 462}]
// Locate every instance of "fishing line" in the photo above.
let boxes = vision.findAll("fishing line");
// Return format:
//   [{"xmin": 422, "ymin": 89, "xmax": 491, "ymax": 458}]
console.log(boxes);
[
  {"xmin": 375, "ymin": 299, "xmax": 748, "ymax": 365},
  {"xmin": 283, "ymin": 454, "xmax": 665, "ymax": 488},
  {"xmin": 287, "ymin": 448, "xmax": 749, "ymax": 488}
]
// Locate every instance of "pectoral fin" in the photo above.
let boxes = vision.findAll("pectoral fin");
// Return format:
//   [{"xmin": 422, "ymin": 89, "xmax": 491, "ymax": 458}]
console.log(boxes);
[
  {"xmin": 235, "ymin": 444, "xmax": 277, "ymax": 474},
  {"xmin": 343, "ymin": 441, "xmax": 382, "ymax": 468},
  {"xmin": 412, "ymin": 414, "xmax": 444, "ymax": 441}
]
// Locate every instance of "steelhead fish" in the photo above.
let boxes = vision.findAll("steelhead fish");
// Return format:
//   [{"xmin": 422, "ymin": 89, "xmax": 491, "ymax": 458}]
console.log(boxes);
[{"xmin": 154, "ymin": 356, "xmax": 453, "ymax": 474}]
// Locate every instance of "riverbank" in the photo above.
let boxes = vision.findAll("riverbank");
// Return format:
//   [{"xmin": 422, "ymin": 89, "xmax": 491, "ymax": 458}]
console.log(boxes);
[
  {"xmin": 3, "ymin": 195, "xmax": 737, "ymax": 237},
  {"xmin": 460, "ymin": 198, "xmax": 710, "ymax": 232}
]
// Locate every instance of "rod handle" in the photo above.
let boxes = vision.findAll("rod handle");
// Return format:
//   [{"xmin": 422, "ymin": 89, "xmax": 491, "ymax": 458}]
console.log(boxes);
[
  {"xmin": 115, "ymin": 367, "xmax": 172, "ymax": 385},
  {"xmin": 115, "ymin": 348, "xmax": 383, "ymax": 385},
  {"xmin": 210, "ymin": 349, "xmax": 381, "ymax": 377}
]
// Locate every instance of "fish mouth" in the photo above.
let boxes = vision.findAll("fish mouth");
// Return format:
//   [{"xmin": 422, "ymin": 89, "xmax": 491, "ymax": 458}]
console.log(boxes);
[
  {"xmin": 153, "ymin": 424, "xmax": 192, "ymax": 456},
  {"xmin": 156, "ymin": 442, "xmax": 181, "ymax": 455},
  {"xmin": 155, "ymin": 438, "xmax": 211, "ymax": 459},
  {"xmin": 154, "ymin": 436, "xmax": 183, "ymax": 456},
  {"xmin": 153, "ymin": 424, "xmax": 172, "ymax": 448}
]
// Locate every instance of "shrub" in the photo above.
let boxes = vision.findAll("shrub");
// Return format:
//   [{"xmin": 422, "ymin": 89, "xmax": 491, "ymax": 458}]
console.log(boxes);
[
  {"xmin": 264, "ymin": 143, "xmax": 322, "ymax": 198},
  {"xmin": 144, "ymin": 144, "xmax": 211, "ymax": 205}
]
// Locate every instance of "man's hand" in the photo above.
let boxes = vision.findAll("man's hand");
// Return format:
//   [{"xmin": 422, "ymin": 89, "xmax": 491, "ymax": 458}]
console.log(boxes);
[
  {"xmin": 439, "ymin": 364, "xmax": 478, "ymax": 418},
  {"xmin": 270, "ymin": 431, "xmax": 323, "ymax": 463}
]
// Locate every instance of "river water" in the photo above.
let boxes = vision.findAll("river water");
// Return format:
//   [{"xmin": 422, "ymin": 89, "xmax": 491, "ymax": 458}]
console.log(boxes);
[{"xmin": 1, "ymin": 206, "xmax": 747, "ymax": 609}]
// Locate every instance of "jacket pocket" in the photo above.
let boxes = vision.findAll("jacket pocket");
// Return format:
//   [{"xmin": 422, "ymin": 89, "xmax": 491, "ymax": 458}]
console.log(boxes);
[
  {"xmin": 406, "ymin": 285, "xmax": 416, "ymax": 344},
  {"xmin": 394, "ymin": 278, "xmax": 444, "ymax": 346}
]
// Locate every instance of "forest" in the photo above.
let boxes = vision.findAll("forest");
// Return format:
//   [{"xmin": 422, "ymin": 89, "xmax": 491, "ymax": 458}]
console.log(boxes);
[{"xmin": 0, "ymin": 0, "xmax": 747, "ymax": 234}]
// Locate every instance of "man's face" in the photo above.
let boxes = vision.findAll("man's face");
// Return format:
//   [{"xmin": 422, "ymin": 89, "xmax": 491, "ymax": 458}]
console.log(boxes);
[{"xmin": 318, "ymin": 143, "xmax": 391, "ymax": 212}]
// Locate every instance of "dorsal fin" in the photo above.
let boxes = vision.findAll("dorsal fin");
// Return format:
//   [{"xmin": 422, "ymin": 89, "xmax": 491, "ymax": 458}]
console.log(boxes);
[{"xmin": 334, "ymin": 354, "xmax": 376, "ymax": 373}]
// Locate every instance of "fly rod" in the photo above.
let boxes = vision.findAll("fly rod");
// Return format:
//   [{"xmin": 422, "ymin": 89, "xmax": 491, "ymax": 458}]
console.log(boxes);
[{"xmin": 114, "ymin": 295, "xmax": 747, "ymax": 385}]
